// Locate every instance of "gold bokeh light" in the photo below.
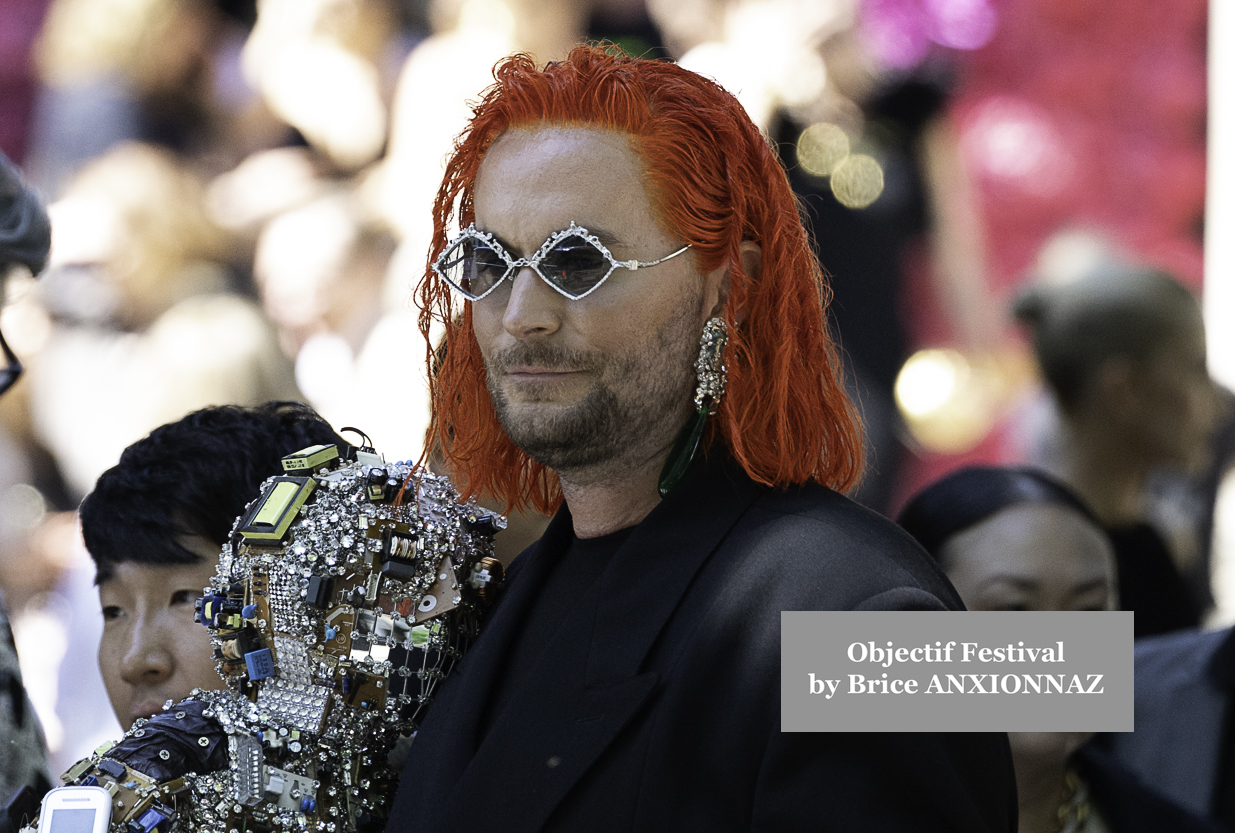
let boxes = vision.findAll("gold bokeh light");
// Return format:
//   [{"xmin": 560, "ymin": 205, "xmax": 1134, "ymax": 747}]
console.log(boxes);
[
  {"xmin": 796, "ymin": 122, "xmax": 849, "ymax": 177},
  {"xmin": 894, "ymin": 348, "xmax": 1020, "ymax": 455},
  {"xmin": 830, "ymin": 153, "xmax": 884, "ymax": 208}
]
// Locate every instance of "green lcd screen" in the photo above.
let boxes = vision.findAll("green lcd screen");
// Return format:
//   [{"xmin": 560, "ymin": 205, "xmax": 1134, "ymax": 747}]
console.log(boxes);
[{"xmin": 238, "ymin": 477, "xmax": 316, "ymax": 542}]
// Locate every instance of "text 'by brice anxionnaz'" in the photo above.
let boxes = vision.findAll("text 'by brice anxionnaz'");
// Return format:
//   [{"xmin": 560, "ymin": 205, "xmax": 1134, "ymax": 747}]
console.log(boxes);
[{"xmin": 806, "ymin": 640, "xmax": 1107, "ymax": 700}]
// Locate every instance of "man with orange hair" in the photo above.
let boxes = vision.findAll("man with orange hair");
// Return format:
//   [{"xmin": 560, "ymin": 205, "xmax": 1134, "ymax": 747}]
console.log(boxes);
[{"xmin": 390, "ymin": 46, "xmax": 1015, "ymax": 831}]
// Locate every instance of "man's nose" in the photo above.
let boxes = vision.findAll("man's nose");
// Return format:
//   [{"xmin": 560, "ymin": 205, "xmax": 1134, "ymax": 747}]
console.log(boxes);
[
  {"xmin": 502, "ymin": 266, "xmax": 564, "ymax": 340},
  {"xmin": 120, "ymin": 615, "xmax": 174, "ymax": 686}
]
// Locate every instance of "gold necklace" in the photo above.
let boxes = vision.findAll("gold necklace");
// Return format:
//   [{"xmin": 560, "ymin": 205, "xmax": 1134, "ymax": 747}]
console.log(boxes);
[{"xmin": 1057, "ymin": 770, "xmax": 1092, "ymax": 833}]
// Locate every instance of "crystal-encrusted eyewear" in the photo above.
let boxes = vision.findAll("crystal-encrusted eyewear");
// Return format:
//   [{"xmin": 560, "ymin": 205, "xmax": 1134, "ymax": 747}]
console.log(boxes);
[{"xmin": 433, "ymin": 222, "xmax": 692, "ymax": 301}]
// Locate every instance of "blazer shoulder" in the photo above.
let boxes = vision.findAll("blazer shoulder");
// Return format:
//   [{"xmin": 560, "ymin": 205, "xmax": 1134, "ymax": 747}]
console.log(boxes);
[
  {"xmin": 1134, "ymin": 626, "xmax": 1231, "ymax": 695},
  {"xmin": 733, "ymin": 482, "xmax": 963, "ymax": 610},
  {"xmin": 753, "ymin": 482, "xmax": 917, "ymax": 544}
]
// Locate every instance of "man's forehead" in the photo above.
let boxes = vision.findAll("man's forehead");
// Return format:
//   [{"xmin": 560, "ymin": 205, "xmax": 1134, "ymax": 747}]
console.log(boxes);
[
  {"xmin": 472, "ymin": 126, "xmax": 658, "ymax": 249},
  {"xmin": 485, "ymin": 124, "xmax": 636, "ymax": 161}
]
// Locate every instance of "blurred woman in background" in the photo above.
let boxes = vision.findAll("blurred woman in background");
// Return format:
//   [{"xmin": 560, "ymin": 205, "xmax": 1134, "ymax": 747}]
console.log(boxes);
[{"xmin": 899, "ymin": 466, "xmax": 1221, "ymax": 833}]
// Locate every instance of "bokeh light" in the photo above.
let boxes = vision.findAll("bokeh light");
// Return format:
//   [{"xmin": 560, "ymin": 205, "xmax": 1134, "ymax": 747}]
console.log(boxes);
[
  {"xmin": 896, "ymin": 348, "xmax": 967, "ymax": 419},
  {"xmin": 927, "ymin": 0, "xmax": 997, "ymax": 51},
  {"xmin": 961, "ymin": 96, "xmax": 1073, "ymax": 197},
  {"xmin": 779, "ymin": 50, "xmax": 829, "ymax": 107},
  {"xmin": 206, "ymin": 148, "xmax": 323, "ymax": 232},
  {"xmin": 46, "ymin": 195, "xmax": 121, "ymax": 267},
  {"xmin": 252, "ymin": 41, "xmax": 386, "ymax": 170},
  {"xmin": 241, "ymin": 0, "xmax": 390, "ymax": 170},
  {"xmin": 0, "ymin": 274, "xmax": 52, "ymax": 357},
  {"xmin": 829, "ymin": 153, "xmax": 885, "ymax": 208},
  {"xmin": 859, "ymin": 0, "xmax": 996, "ymax": 71},
  {"xmin": 895, "ymin": 348, "xmax": 1000, "ymax": 454},
  {"xmin": 674, "ymin": 0, "xmax": 849, "ymax": 129},
  {"xmin": 2, "ymin": 484, "xmax": 47, "ymax": 532},
  {"xmin": 797, "ymin": 122, "xmax": 850, "ymax": 176}
]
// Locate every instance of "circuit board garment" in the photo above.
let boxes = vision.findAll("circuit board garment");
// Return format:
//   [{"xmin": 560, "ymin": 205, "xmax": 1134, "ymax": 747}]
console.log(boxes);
[{"xmin": 34, "ymin": 443, "xmax": 507, "ymax": 833}]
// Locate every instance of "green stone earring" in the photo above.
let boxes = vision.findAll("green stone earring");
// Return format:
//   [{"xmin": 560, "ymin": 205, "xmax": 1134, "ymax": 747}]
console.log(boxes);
[{"xmin": 659, "ymin": 316, "xmax": 728, "ymax": 497}]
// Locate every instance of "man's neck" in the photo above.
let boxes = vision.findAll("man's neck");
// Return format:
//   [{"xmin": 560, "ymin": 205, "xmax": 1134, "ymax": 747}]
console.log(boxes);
[
  {"xmin": 556, "ymin": 443, "xmax": 674, "ymax": 539},
  {"xmin": 560, "ymin": 470, "xmax": 662, "ymax": 539}
]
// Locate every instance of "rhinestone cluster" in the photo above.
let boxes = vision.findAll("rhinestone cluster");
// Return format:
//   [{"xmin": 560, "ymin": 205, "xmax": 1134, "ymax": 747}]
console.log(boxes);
[
  {"xmin": 49, "ymin": 450, "xmax": 505, "ymax": 833},
  {"xmin": 694, "ymin": 316, "xmax": 729, "ymax": 411}
]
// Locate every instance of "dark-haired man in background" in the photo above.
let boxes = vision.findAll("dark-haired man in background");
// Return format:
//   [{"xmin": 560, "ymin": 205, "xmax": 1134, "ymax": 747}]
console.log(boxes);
[{"xmin": 78, "ymin": 401, "xmax": 344, "ymax": 730}]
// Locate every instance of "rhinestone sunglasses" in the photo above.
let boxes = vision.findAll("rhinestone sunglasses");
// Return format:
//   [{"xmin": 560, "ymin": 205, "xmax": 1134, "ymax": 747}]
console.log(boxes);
[{"xmin": 433, "ymin": 222, "xmax": 692, "ymax": 301}]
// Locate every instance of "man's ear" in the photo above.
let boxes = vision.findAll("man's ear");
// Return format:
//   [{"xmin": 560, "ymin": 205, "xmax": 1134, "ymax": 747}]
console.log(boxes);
[{"xmin": 703, "ymin": 240, "xmax": 760, "ymax": 321}]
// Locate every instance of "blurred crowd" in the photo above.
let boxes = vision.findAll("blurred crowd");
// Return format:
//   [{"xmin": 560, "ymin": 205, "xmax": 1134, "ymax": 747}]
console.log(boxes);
[{"xmin": 0, "ymin": 0, "xmax": 1229, "ymax": 830}]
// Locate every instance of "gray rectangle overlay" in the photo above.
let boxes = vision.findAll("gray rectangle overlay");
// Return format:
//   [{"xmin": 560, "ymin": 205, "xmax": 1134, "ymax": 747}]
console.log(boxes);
[{"xmin": 781, "ymin": 611, "xmax": 1133, "ymax": 732}]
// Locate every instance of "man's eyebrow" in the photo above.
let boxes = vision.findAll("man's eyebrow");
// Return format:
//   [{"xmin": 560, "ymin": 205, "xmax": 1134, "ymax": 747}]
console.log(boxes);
[
  {"xmin": 480, "ymin": 224, "xmax": 622, "ymax": 254},
  {"xmin": 582, "ymin": 225, "xmax": 620, "ymax": 245},
  {"xmin": 480, "ymin": 230, "xmax": 536, "ymax": 258},
  {"xmin": 483, "ymin": 230, "xmax": 518, "ymax": 254}
]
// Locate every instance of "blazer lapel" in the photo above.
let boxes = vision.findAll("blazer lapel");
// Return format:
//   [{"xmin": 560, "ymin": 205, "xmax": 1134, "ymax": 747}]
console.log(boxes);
[{"xmin": 431, "ymin": 450, "xmax": 764, "ymax": 832}]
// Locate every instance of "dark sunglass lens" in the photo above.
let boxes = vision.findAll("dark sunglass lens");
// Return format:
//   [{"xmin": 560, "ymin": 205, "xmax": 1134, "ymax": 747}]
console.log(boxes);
[
  {"xmin": 439, "ymin": 238, "xmax": 508, "ymax": 297},
  {"xmin": 539, "ymin": 235, "xmax": 610, "ymax": 297}
]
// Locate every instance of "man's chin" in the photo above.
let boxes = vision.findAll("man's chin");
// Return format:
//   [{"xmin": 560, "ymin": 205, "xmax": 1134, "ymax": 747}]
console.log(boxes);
[
  {"xmin": 496, "ymin": 411, "xmax": 613, "ymax": 471},
  {"xmin": 492, "ymin": 389, "xmax": 594, "ymax": 432},
  {"xmin": 489, "ymin": 377, "xmax": 632, "ymax": 471},
  {"xmin": 499, "ymin": 414, "xmax": 586, "ymax": 452},
  {"xmin": 497, "ymin": 397, "xmax": 585, "ymax": 420}
]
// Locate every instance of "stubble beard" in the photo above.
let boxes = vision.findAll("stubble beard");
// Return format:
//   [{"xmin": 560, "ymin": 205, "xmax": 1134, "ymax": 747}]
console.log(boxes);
[{"xmin": 485, "ymin": 305, "xmax": 700, "ymax": 483}]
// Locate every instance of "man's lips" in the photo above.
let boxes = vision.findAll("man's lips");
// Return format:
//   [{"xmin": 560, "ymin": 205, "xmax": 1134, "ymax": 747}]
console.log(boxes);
[{"xmin": 502, "ymin": 366, "xmax": 586, "ymax": 382}]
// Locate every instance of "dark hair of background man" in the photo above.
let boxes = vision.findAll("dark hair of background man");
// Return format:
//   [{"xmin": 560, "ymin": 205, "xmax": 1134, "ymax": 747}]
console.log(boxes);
[{"xmin": 79, "ymin": 400, "xmax": 346, "ymax": 581}]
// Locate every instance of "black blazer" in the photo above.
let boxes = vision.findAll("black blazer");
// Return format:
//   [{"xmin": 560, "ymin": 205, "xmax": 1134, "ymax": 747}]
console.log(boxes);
[
  {"xmin": 387, "ymin": 451, "xmax": 1017, "ymax": 832},
  {"xmin": 1077, "ymin": 744, "xmax": 1227, "ymax": 833},
  {"xmin": 1102, "ymin": 626, "xmax": 1235, "ymax": 817}
]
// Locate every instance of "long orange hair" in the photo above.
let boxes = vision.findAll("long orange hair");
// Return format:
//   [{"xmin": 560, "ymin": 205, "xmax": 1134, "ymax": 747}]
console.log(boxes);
[{"xmin": 418, "ymin": 45, "xmax": 863, "ymax": 514}]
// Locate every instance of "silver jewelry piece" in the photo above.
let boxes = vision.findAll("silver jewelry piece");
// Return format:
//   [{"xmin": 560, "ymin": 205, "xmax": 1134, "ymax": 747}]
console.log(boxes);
[
  {"xmin": 694, "ymin": 317, "xmax": 728, "ymax": 412},
  {"xmin": 434, "ymin": 221, "xmax": 692, "ymax": 301}
]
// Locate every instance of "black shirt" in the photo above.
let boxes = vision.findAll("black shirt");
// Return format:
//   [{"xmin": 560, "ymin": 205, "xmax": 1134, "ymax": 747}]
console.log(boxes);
[{"xmin": 479, "ymin": 525, "xmax": 635, "ymax": 739}]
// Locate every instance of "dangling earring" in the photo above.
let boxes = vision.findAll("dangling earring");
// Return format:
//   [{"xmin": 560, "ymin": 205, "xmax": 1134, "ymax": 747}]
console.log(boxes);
[{"xmin": 659, "ymin": 317, "xmax": 728, "ymax": 497}]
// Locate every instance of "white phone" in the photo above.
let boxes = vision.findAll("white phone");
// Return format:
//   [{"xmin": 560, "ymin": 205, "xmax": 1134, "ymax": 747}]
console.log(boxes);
[{"xmin": 36, "ymin": 786, "xmax": 112, "ymax": 833}]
